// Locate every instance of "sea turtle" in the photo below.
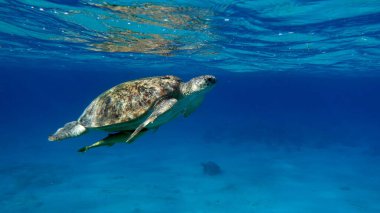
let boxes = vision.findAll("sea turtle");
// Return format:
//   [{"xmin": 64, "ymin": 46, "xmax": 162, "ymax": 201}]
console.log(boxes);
[{"xmin": 48, "ymin": 75, "xmax": 216, "ymax": 152}]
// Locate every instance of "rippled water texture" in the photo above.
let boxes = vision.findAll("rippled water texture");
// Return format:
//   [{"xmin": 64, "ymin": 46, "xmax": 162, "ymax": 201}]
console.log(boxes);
[{"xmin": 1, "ymin": 0, "xmax": 380, "ymax": 73}]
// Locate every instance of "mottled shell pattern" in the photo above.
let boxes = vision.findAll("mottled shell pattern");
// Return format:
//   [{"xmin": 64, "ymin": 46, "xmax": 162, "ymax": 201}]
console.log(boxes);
[{"xmin": 79, "ymin": 75, "xmax": 181, "ymax": 128}]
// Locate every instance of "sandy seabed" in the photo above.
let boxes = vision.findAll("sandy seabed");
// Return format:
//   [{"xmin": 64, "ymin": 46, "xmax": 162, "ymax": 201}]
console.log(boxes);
[{"xmin": 0, "ymin": 131, "xmax": 379, "ymax": 213}]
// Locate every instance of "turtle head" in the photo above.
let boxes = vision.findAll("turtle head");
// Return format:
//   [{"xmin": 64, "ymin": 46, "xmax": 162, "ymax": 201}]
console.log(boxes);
[{"xmin": 180, "ymin": 75, "xmax": 216, "ymax": 96}]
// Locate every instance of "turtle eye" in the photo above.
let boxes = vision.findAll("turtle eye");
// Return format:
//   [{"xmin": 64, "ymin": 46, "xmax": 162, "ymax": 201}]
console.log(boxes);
[{"xmin": 206, "ymin": 76, "xmax": 216, "ymax": 84}]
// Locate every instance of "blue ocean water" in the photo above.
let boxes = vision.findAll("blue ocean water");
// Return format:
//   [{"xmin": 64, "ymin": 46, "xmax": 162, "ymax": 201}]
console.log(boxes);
[{"xmin": 1, "ymin": 0, "xmax": 380, "ymax": 212}]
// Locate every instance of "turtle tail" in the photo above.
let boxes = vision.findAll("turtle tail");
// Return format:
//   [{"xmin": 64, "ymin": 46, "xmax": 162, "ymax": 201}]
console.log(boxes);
[{"xmin": 48, "ymin": 121, "xmax": 87, "ymax": 141}]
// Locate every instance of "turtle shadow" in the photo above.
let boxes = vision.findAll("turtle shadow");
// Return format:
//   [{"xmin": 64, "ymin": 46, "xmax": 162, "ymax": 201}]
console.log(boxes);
[{"xmin": 201, "ymin": 161, "xmax": 222, "ymax": 176}]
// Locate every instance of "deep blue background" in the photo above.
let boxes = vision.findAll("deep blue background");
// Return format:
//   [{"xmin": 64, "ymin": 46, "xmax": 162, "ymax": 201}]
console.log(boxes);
[{"xmin": 2, "ymin": 63, "xmax": 380, "ymax": 155}]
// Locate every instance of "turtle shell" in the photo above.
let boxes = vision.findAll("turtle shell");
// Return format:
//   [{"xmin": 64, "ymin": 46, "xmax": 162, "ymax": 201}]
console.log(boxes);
[{"xmin": 78, "ymin": 75, "xmax": 181, "ymax": 129}]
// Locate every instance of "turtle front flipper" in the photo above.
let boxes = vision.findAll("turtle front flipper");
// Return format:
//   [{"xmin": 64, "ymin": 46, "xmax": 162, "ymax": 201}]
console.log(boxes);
[{"xmin": 126, "ymin": 98, "xmax": 178, "ymax": 143}]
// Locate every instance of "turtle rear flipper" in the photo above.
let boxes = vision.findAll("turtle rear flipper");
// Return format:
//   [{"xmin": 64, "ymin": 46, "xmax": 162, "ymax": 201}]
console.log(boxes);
[
  {"xmin": 78, "ymin": 146, "xmax": 89, "ymax": 153},
  {"xmin": 78, "ymin": 132, "xmax": 127, "ymax": 152},
  {"xmin": 49, "ymin": 121, "xmax": 87, "ymax": 141},
  {"xmin": 78, "ymin": 140, "xmax": 111, "ymax": 152},
  {"xmin": 79, "ymin": 130, "xmax": 148, "ymax": 152}
]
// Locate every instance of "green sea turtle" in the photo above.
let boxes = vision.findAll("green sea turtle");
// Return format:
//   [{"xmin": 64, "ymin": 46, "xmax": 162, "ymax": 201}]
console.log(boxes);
[{"xmin": 48, "ymin": 75, "xmax": 216, "ymax": 152}]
